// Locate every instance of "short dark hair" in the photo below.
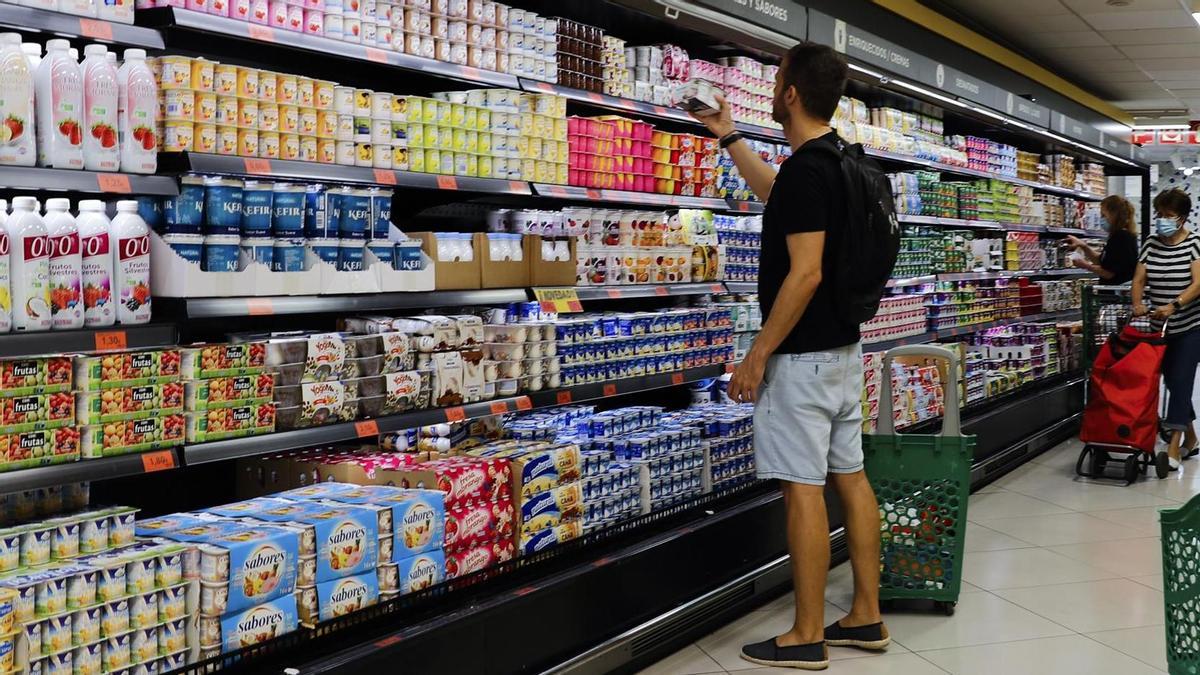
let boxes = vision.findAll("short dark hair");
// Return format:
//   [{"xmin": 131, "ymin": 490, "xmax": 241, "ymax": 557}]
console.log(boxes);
[
  {"xmin": 1154, "ymin": 188, "xmax": 1191, "ymax": 219},
  {"xmin": 780, "ymin": 42, "xmax": 848, "ymax": 121}
]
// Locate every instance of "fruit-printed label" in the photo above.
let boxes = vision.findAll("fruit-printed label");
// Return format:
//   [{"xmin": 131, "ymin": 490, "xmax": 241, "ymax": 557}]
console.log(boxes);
[
  {"xmin": 116, "ymin": 234, "xmax": 150, "ymax": 323},
  {"xmin": 184, "ymin": 402, "xmax": 275, "ymax": 442},
  {"xmin": 39, "ymin": 58, "xmax": 84, "ymax": 169},
  {"xmin": 217, "ymin": 597, "xmax": 298, "ymax": 653},
  {"xmin": 443, "ymin": 541, "xmax": 514, "ymax": 580},
  {"xmin": 0, "ymin": 55, "xmax": 34, "ymax": 165},
  {"xmin": 0, "ymin": 391, "xmax": 73, "ymax": 432},
  {"xmin": 181, "ymin": 343, "xmax": 267, "ymax": 379},
  {"xmin": 14, "ymin": 235, "xmax": 50, "ymax": 331},
  {"xmin": 83, "ymin": 59, "xmax": 118, "ymax": 172},
  {"xmin": 312, "ymin": 572, "xmax": 378, "ymax": 622},
  {"xmin": 77, "ymin": 381, "xmax": 184, "ymax": 423},
  {"xmin": 79, "ymin": 413, "xmax": 185, "ymax": 458},
  {"xmin": 75, "ymin": 350, "xmax": 181, "ymax": 389},
  {"xmin": 0, "ymin": 427, "xmax": 80, "ymax": 469},
  {"xmin": 120, "ymin": 67, "xmax": 157, "ymax": 173},
  {"xmin": 395, "ymin": 549, "xmax": 444, "ymax": 594},
  {"xmin": 314, "ymin": 485, "xmax": 444, "ymax": 558},
  {"xmin": 184, "ymin": 373, "xmax": 274, "ymax": 410},
  {"xmin": 200, "ymin": 527, "xmax": 299, "ymax": 616},
  {"xmin": 48, "ymin": 232, "xmax": 81, "ymax": 330},
  {"xmin": 444, "ymin": 497, "xmax": 513, "ymax": 550},
  {"xmin": 303, "ymin": 333, "xmax": 345, "ymax": 383},
  {"xmin": 0, "ymin": 230, "xmax": 10, "ymax": 333},
  {"xmin": 1, "ymin": 357, "xmax": 71, "ymax": 394},
  {"xmin": 80, "ymin": 231, "xmax": 112, "ymax": 326},
  {"xmin": 284, "ymin": 506, "xmax": 377, "ymax": 583}
]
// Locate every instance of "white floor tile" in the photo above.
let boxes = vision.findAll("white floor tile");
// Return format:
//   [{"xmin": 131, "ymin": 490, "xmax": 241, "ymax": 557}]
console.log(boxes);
[
  {"xmin": 877, "ymin": 591, "xmax": 1072, "ymax": 652},
  {"xmin": 962, "ymin": 522, "xmax": 1035, "ymax": 553},
  {"xmin": 964, "ymin": 492, "xmax": 1071, "ymax": 520},
  {"xmin": 973, "ymin": 512, "xmax": 1146, "ymax": 546},
  {"xmin": 962, "ymin": 546, "xmax": 1118, "ymax": 590},
  {"xmin": 734, "ymin": 653, "xmax": 948, "ymax": 674},
  {"xmin": 1126, "ymin": 476, "xmax": 1200, "ymax": 504},
  {"xmin": 1003, "ymin": 479, "xmax": 1179, "ymax": 512},
  {"xmin": 919, "ymin": 634, "xmax": 1165, "ymax": 675},
  {"xmin": 1046, "ymin": 536, "xmax": 1162, "ymax": 577},
  {"xmin": 1089, "ymin": 506, "xmax": 1169, "ymax": 536},
  {"xmin": 635, "ymin": 644, "xmax": 725, "ymax": 675},
  {"xmin": 1130, "ymin": 574, "xmax": 1164, "ymax": 591},
  {"xmin": 1088, "ymin": 625, "xmax": 1169, "ymax": 672},
  {"xmin": 995, "ymin": 578, "xmax": 1164, "ymax": 633}
]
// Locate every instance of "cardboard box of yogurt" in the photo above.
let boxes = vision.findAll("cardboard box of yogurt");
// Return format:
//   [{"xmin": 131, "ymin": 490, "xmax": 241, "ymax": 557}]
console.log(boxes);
[
  {"xmin": 185, "ymin": 373, "xmax": 275, "ymax": 411},
  {"xmin": 194, "ymin": 527, "xmax": 301, "ymax": 615},
  {"xmin": 180, "ymin": 343, "xmax": 267, "ymax": 380},
  {"xmin": 298, "ymin": 570, "xmax": 380, "ymax": 624},
  {"xmin": 257, "ymin": 503, "xmax": 378, "ymax": 583},
  {"xmin": 307, "ymin": 485, "xmax": 445, "ymax": 559},
  {"xmin": 184, "ymin": 403, "xmax": 277, "ymax": 443},
  {"xmin": 76, "ymin": 382, "xmax": 184, "ymax": 425},
  {"xmin": 73, "ymin": 350, "xmax": 181, "ymax": 390},
  {"xmin": 394, "ymin": 548, "xmax": 445, "ymax": 594},
  {"xmin": 213, "ymin": 595, "xmax": 298, "ymax": 653},
  {"xmin": 518, "ymin": 482, "xmax": 583, "ymax": 535},
  {"xmin": 80, "ymin": 415, "xmax": 185, "ymax": 458}
]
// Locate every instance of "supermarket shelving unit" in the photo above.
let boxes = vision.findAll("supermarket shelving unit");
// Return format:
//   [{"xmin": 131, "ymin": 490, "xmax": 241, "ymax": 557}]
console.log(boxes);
[{"xmin": 0, "ymin": 0, "xmax": 1144, "ymax": 673}]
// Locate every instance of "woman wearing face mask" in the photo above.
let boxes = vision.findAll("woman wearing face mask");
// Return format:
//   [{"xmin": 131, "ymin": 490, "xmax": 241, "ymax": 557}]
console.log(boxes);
[
  {"xmin": 1132, "ymin": 188, "xmax": 1200, "ymax": 469},
  {"xmin": 1064, "ymin": 195, "xmax": 1138, "ymax": 284}
]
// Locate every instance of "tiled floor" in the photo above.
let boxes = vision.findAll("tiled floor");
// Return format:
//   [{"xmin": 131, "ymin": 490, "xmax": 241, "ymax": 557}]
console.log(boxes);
[{"xmin": 637, "ymin": 438, "xmax": 1196, "ymax": 674}]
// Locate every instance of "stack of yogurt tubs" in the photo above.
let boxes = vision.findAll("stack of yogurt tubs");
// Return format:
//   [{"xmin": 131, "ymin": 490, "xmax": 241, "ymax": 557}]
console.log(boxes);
[
  {"xmin": 554, "ymin": 308, "xmax": 734, "ymax": 388},
  {"xmin": 0, "ymin": 507, "xmax": 199, "ymax": 675},
  {"xmin": 154, "ymin": 174, "xmax": 421, "ymax": 275},
  {"xmin": 143, "ymin": 0, "xmax": 558, "ymax": 82},
  {"xmin": 179, "ymin": 341, "xmax": 276, "ymax": 443},
  {"xmin": 715, "ymin": 213, "xmax": 762, "ymax": 283}
]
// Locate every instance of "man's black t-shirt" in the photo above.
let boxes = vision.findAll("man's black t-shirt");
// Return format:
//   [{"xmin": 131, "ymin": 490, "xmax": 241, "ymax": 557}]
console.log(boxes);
[
  {"xmin": 757, "ymin": 131, "xmax": 860, "ymax": 354},
  {"xmin": 1099, "ymin": 228, "xmax": 1137, "ymax": 285}
]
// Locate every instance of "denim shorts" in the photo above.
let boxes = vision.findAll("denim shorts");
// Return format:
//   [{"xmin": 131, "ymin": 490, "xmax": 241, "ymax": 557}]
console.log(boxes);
[{"xmin": 753, "ymin": 342, "xmax": 864, "ymax": 486}]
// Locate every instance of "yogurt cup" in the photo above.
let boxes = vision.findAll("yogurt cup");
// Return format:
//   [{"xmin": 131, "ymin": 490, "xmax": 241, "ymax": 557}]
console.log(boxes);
[
  {"xmin": 338, "ymin": 240, "xmax": 366, "ymax": 272},
  {"xmin": 273, "ymin": 237, "xmax": 308, "ymax": 272},
  {"xmin": 308, "ymin": 237, "xmax": 340, "ymax": 266},
  {"xmin": 203, "ymin": 235, "xmax": 242, "ymax": 272},
  {"xmin": 239, "ymin": 237, "xmax": 274, "ymax": 268},
  {"xmin": 163, "ymin": 233, "xmax": 203, "ymax": 265}
]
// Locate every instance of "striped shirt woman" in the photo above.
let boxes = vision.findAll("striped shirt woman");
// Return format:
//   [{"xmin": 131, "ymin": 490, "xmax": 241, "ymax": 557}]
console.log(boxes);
[{"xmin": 1132, "ymin": 187, "xmax": 1200, "ymax": 469}]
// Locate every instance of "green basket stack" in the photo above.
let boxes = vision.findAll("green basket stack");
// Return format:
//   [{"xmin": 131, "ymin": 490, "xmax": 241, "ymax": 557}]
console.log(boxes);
[
  {"xmin": 1161, "ymin": 494, "xmax": 1200, "ymax": 674},
  {"xmin": 865, "ymin": 344, "xmax": 977, "ymax": 614}
]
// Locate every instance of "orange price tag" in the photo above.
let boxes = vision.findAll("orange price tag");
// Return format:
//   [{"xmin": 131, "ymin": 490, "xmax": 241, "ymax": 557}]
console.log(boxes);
[
  {"xmin": 489, "ymin": 401, "xmax": 509, "ymax": 415},
  {"xmin": 606, "ymin": 289, "xmax": 622, "ymax": 299},
  {"xmin": 710, "ymin": 283, "xmax": 724, "ymax": 293},
  {"xmin": 671, "ymin": 373, "xmax": 685, "ymax": 385},
  {"xmin": 654, "ymin": 286, "xmax": 669, "ymax": 296},
  {"xmin": 364, "ymin": 47, "xmax": 388, "ymax": 63},
  {"xmin": 461, "ymin": 66, "xmax": 482, "ymax": 80},
  {"xmin": 373, "ymin": 169, "xmax": 397, "ymax": 185},
  {"xmin": 244, "ymin": 158, "xmax": 272, "ymax": 174},
  {"xmin": 79, "ymin": 18, "xmax": 113, "ymax": 40},
  {"xmin": 445, "ymin": 406, "xmax": 466, "ymax": 422},
  {"xmin": 355, "ymin": 420, "xmax": 379, "ymax": 437},
  {"xmin": 508, "ymin": 180, "xmax": 525, "ymax": 192},
  {"xmin": 245, "ymin": 298, "xmax": 274, "ymax": 315},
  {"xmin": 536, "ymin": 82, "xmax": 554, "ymax": 93},
  {"xmin": 549, "ymin": 185, "xmax": 567, "ymax": 197},
  {"xmin": 436, "ymin": 175, "xmax": 458, "ymax": 190},
  {"xmin": 587, "ymin": 92, "xmax": 604, "ymax": 103},
  {"xmin": 652, "ymin": 106, "xmax": 669, "ymax": 115},
  {"xmin": 140, "ymin": 451, "xmax": 175, "ymax": 473},
  {"xmin": 602, "ymin": 384, "xmax": 617, "ymax": 397},
  {"xmin": 556, "ymin": 391, "xmax": 572, "ymax": 405},
  {"xmin": 93, "ymin": 330, "xmax": 127, "ymax": 352},
  {"xmin": 515, "ymin": 396, "xmax": 532, "ymax": 410},
  {"xmin": 539, "ymin": 301, "xmax": 556, "ymax": 313},
  {"xmin": 96, "ymin": 173, "xmax": 131, "ymax": 193},
  {"xmin": 248, "ymin": 24, "xmax": 276, "ymax": 42},
  {"xmin": 738, "ymin": 201, "xmax": 751, "ymax": 212},
  {"xmin": 585, "ymin": 189, "xmax": 601, "ymax": 200},
  {"xmin": 725, "ymin": 363, "xmax": 735, "ymax": 373}
]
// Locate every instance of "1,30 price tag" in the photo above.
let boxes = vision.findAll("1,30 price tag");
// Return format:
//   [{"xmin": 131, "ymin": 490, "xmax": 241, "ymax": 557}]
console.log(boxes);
[
  {"xmin": 141, "ymin": 451, "xmax": 175, "ymax": 473},
  {"xmin": 354, "ymin": 420, "xmax": 379, "ymax": 437},
  {"xmin": 364, "ymin": 47, "xmax": 389, "ymax": 63},
  {"xmin": 93, "ymin": 330, "xmax": 127, "ymax": 352},
  {"xmin": 96, "ymin": 174, "xmax": 131, "ymax": 193},
  {"xmin": 445, "ymin": 406, "xmax": 466, "ymax": 422},
  {"xmin": 556, "ymin": 391, "xmax": 572, "ymax": 405}
]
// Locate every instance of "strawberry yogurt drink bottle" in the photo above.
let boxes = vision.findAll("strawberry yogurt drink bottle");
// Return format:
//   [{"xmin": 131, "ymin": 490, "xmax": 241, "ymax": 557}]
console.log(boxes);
[
  {"xmin": 35, "ymin": 39, "xmax": 85, "ymax": 170},
  {"xmin": 81, "ymin": 44, "xmax": 119, "ymax": 172},
  {"xmin": 117, "ymin": 49, "xmax": 157, "ymax": 173}
]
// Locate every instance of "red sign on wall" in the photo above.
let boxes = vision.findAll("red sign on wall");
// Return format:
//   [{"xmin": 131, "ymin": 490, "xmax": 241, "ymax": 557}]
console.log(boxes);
[{"xmin": 1156, "ymin": 130, "xmax": 1194, "ymax": 144}]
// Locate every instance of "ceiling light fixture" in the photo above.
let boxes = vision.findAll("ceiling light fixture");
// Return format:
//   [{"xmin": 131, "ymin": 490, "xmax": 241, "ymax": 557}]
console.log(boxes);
[
  {"xmin": 1131, "ymin": 124, "xmax": 1191, "ymax": 130},
  {"xmin": 1194, "ymin": 11, "xmax": 1200, "ymax": 27}
]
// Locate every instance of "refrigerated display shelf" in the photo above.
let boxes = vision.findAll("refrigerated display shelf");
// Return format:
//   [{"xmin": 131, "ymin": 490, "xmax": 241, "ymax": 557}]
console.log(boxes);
[
  {"xmin": 139, "ymin": 7, "xmax": 520, "ymax": 87},
  {"xmin": 572, "ymin": 283, "xmax": 727, "ymax": 300},
  {"xmin": 158, "ymin": 152, "xmax": 532, "ymax": 195},
  {"xmin": 0, "ymin": 165, "xmax": 178, "ymax": 196},
  {"xmin": 0, "ymin": 5, "xmax": 163, "ymax": 47},
  {"xmin": 156, "ymin": 288, "xmax": 532, "ymax": 319},
  {"xmin": 0, "ymin": 448, "xmax": 180, "ymax": 494},
  {"xmin": 531, "ymin": 183, "xmax": 730, "ymax": 209},
  {"xmin": 862, "ymin": 309, "xmax": 1081, "ymax": 353},
  {"xmin": 725, "ymin": 200, "xmax": 764, "ymax": 214},
  {"xmin": 183, "ymin": 363, "xmax": 728, "ymax": 466},
  {"xmin": 723, "ymin": 281, "xmax": 758, "ymax": 294},
  {"xmin": 866, "ymin": 148, "xmax": 1104, "ymax": 201},
  {"xmin": 0, "ymin": 324, "xmax": 177, "ymax": 358},
  {"xmin": 887, "ymin": 269, "xmax": 1088, "ymax": 287}
]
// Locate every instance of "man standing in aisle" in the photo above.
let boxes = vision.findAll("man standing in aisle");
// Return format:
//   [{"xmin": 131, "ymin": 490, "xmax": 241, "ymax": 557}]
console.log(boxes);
[{"xmin": 692, "ymin": 42, "xmax": 889, "ymax": 670}]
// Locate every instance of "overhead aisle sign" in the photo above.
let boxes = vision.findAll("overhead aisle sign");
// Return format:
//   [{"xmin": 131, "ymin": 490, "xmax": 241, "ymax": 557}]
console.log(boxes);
[
  {"xmin": 996, "ymin": 89, "xmax": 1050, "ymax": 127},
  {"xmin": 690, "ymin": 0, "xmax": 807, "ymax": 39},
  {"xmin": 809, "ymin": 10, "xmax": 932, "ymax": 83},
  {"xmin": 1051, "ymin": 111, "xmax": 1103, "ymax": 147}
]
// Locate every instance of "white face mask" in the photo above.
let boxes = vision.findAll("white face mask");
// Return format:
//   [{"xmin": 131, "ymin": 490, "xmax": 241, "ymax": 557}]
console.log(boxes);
[{"xmin": 1156, "ymin": 217, "xmax": 1182, "ymax": 238}]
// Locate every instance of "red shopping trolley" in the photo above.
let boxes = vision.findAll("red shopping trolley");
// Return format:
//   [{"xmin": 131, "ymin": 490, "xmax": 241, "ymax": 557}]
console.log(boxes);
[{"xmin": 1076, "ymin": 316, "xmax": 1171, "ymax": 483}]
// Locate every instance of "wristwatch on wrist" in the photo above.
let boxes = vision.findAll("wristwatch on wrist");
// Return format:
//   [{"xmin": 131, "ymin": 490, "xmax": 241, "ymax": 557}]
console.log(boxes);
[{"xmin": 718, "ymin": 131, "xmax": 744, "ymax": 149}]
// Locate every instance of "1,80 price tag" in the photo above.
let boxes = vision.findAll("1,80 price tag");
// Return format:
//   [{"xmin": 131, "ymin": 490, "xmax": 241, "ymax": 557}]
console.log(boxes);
[{"xmin": 141, "ymin": 451, "xmax": 175, "ymax": 473}]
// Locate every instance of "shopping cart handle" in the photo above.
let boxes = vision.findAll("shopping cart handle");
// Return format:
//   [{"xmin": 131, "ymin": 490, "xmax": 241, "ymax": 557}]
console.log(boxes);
[{"xmin": 876, "ymin": 344, "xmax": 962, "ymax": 438}]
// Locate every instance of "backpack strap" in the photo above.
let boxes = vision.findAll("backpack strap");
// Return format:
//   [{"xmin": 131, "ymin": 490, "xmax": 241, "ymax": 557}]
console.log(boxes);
[{"xmin": 798, "ymin": 133, "xmax": 844, "ymax": 160}]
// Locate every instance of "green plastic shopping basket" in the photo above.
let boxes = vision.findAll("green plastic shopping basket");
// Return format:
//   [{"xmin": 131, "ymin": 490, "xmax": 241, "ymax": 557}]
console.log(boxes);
[
  {"xmin": 1161, "ymin": 494, "xmax": 1200, "ymax": 674},
  {"xmin": 864, "ymin": 344, "xmax": 977, "ymax": 616}
]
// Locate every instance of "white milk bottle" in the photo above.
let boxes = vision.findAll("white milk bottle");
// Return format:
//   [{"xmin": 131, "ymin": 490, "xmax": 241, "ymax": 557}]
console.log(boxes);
[
  {"xmin": 0, "ymin": 199, "xmax": 9, "ymax": 333},
  {"xmin": 35, "ymin": 39, "xmax": 84, "ymax": 170},
  {"xmin": 6, "ymin": 197, "xmax": 51, "ymax": 332},
  {"xmin": 44, "ymin": 198, "xmax": 82, "ymax": 330},
  {"xmin": 76, "ymin": 199, "xmax": 114, "ymax": 327},
  {"xmin": 81, "ymin": 44, "xmax": 118, "ymax": 172},
  {"xmin": 117, "ymin": 49, "xmax": 155, "ymax": 173},
  {"xmin": 110, "ymin": 200, "xmax": 149, "ymax": 324},
  {"xmin": 0, "ymin": 34, "xmax": 37, "ymax": 167}
]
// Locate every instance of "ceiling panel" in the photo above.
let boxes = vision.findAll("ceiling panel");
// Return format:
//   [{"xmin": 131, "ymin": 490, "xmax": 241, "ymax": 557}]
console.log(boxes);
[
  {"xmin": 1035, "ymin": 44, "xmax": 1130, "ymax": 60},
  {"xmin": 1060, "ymin": 0, "xmax": 1189, "ymax": 11},
  {"xmin": 1120, "ymin": 43, "xmax": 1200, "ymax": 59},
  {"xmin": 1078, "ymin": 10, "xmax": 1196, "ymax": 31},
  {"xmin": 1026, "ymin": 30, "xmax": 1111, "ymax": 47},
  {"xmin": 1100, "ymin": 27, "xmax": 1199, "ymax": 45}
]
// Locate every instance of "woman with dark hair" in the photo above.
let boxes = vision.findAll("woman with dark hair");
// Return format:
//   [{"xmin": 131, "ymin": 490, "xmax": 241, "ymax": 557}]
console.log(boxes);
[
  {"xmin": 1065, "ymin": 194, "xmax": 1138, "ymax": 284},
  {"xmin": 1133, "ymin": 188, "xmax": 1200, "ymax": 469}
]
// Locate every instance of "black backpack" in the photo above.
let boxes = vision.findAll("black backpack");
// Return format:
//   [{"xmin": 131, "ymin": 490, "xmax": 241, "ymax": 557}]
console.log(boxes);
[{"xmin": 802, "ymin": 135, "xmax": 901, "ymax": 325}]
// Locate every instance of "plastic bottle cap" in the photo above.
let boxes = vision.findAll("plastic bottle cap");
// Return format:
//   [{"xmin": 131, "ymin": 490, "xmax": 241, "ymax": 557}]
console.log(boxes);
[
  {"xmin": 0, "ymin": 34, "xmax": 19, "ymax": 46},
  {"xmin": 115, "ymin": 200, "xmax": 138, "ymax": 212},
  {"xmin": 83, "ymin": 44, "xmax": 107, "ymax": 57},
  {"xmin": 45, "ymin": 39, "xmax": 69, "ymax": 52},
  {"xmin": 11, "ymin": 197, "xmax": 36, "ymax": 210},
  {"xmin": 45, "ymin": 198, "xmax": 70, "ymax": 211},
  {"xmin": 123, "ymin": 48, "xmax": 146, "ymax": 61},
  {"xmin": 68, "ymin": 48, "xmax": 78, "ymax": 60},
  {"xmin": 105, "ymin": 53, "xmax": 116, "ymax": 63},
  {"xmin": 77, "ymin": 200, "xmax": 104, "ymax": 212}
]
